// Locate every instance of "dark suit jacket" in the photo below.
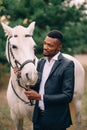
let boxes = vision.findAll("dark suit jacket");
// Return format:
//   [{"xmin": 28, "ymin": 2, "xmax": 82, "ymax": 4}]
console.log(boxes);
[{"xmin": 32, "ymin": 53, "xmax": 75, "ymax": 129}]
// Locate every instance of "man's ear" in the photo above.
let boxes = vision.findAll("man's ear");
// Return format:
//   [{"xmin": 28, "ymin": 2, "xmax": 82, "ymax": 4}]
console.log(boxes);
[{"xmin": 58, "ymin": 44, "xmax": 62, "ymax": 51}]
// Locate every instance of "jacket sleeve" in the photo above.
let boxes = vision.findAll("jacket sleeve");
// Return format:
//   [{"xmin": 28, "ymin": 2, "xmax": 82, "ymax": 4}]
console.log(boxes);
[{"xmin": 44, "ymin": 61, "xmax": 75, "ymax": 105}]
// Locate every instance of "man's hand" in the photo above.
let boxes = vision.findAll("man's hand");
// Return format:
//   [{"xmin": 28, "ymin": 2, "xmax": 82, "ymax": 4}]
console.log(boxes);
[
  {"xmin": 13, "ymin": 67, "xmax": 21, "ymax": 78},
  {"xmin": 24, "ymin": 89, "xmax": 41, "ymax": 100}
]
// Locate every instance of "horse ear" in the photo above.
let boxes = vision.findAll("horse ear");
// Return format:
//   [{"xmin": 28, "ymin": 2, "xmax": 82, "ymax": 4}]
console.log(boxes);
[
  {"xmin": 27, "ymin": 21, "xmax": 35, "ymax": 36},
  {"xmin": 1, "ymin": 23, "xmax": 13, "ymax": 36}
]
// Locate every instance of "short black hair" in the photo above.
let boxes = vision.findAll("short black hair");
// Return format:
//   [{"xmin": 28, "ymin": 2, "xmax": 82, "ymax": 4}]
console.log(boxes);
[{"xmin": 47, "ymin": 30, "xmax": 63, "ymax": 44}]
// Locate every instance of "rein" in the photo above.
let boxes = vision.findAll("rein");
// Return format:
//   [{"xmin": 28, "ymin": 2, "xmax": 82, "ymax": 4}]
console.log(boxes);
[
  {"xmin": 7, "ymin": 36, "xmax": 35, "ymax": 105},
  {"xmin": 11, "ymin": 81, "xmax": 34, "ymax": 105}
]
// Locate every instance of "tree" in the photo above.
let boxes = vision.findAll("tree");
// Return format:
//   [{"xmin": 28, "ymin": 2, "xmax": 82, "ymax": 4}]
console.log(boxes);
[{"xmin": 0, "ymin": 0, "xmax": 87, "ymax": 63}]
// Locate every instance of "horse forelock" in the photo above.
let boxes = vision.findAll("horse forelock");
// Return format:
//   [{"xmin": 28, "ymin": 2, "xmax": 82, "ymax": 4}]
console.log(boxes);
[{"xmin": 13, "ymin": 25, "xmax": 29, "ymax": 35}]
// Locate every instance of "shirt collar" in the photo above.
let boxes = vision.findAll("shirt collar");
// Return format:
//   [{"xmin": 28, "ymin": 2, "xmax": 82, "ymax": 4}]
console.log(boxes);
[
  {"xmin": 52, "ymin": 51, "xmax": 60, "ymax": 61},
  {"xmin": 45, "ymin": 51, "xmax": 60, "ymax": 62}
]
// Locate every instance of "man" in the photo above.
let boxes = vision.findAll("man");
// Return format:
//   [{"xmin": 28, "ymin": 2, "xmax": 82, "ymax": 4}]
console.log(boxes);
[{"xmin": 24, "ymin": 30, "xmax": 75, "ymax": 130}]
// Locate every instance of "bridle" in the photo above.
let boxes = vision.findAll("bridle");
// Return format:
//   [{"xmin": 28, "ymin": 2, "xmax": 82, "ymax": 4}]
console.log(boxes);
[
  {"xmin": 8, "ymin": 36, "xmax": 35, "ymax": 71},
  {"xmin": 7, "ymin": 35, "xmax": 36, "ymax": 105}
]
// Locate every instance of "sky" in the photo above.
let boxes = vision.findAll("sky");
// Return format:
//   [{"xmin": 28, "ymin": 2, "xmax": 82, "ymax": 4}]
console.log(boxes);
[{"xmin": 71, "ymin": 0, "xmax": 86, "ymax": 5}]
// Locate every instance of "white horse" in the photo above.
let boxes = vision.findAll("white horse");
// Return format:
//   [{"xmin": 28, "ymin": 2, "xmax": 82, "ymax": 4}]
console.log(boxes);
[
  {"xmin": 1, "ymin": 22, "xmax": 38, "ymax": 130},
  {"xmin": 1, "ymin": 22, "xmax": 85, "ymax": 130},
  {"xmin": 63, "ymin": 54, "xmax": 85, "ymax": 130}
]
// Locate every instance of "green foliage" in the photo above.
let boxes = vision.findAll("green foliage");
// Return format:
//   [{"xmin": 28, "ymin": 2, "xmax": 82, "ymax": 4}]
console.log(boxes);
[
  {"xmin": 62, "ymin": 21, "xmax": 87, "ymax": 55},
  {"xmin": 0, "ymin": 24, "xmax": 7, "ymax": 63},
  {"xmin": 0, "ymin": 0, "xmax": 87, "ymax": 64}
]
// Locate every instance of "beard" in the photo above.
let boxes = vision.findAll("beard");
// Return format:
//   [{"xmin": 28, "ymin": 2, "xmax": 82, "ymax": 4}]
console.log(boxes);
[{"xmin": 43, "ymin": 49, "xmax": 58, "ymax": 57}]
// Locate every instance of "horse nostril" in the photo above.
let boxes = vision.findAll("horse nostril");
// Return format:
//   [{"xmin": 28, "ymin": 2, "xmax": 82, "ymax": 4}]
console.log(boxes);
[{"xmin": 26, "ymin": 73, "xmax": 30, "ymax": 80}]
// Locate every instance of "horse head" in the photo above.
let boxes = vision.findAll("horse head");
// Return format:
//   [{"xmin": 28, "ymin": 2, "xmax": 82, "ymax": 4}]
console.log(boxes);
[{"xmin": 1, "ymin": 22, "xmax": 38, "ymax": 86}]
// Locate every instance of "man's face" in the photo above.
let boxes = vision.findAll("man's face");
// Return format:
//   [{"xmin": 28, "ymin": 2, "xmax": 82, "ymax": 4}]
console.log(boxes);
[{"xmin": 43, "ymin": 36, "xmax": 62, "ymax": 58}]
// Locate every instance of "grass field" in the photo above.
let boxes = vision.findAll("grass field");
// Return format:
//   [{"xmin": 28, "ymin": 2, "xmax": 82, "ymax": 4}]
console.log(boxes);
[{"xmin": 0, "ymin": 57, "xmax": 87, "ymax": 130}]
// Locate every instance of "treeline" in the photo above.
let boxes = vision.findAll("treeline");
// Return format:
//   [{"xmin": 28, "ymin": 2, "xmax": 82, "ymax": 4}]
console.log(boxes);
[{"xmin": 0, "ymin": 0, "xmax": 87, "ymax": 64}]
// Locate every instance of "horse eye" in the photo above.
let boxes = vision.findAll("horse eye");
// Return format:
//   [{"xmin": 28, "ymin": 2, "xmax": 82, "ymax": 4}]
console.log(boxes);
[
  {"xmin": 25, "ymin": 34, "xmax": 31, "ymax": 37},
  {"xmin": 12, "ymin": 45, "xmax": 18, "ymax": 49},
  {"xmin": 14, "ymin": 35, "xmax": 18, "ymax": 37}
]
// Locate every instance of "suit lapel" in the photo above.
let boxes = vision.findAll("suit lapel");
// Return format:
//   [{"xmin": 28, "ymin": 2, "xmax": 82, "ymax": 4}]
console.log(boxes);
[
  {"xmin": 39, "ymin": 53, "xmax": 64, "ymax": 81},
  {"xmin": 39, "ymin": 59, "xmax": 46, "ymax": 73},
  {"xmin": 48, "ymin": 53, "xmax": 63, "ymax": 78}
]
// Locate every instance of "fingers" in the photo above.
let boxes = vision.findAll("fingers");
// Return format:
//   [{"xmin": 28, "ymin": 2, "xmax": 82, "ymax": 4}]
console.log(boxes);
[
  {"xmin": 24, "ymin": 90, "xmax": 40, "ymax": 100},
  {"xmin": 14, "ymin": 67, "xmax": 19, "ymax": 73},
  {"xmin": 24, "ymin": 90, "xmax": 34, "ymax": 100},
  {"xmin": 13, "ymin": 67, "xmax": 21, "ymax": 78},
  {"xmin": 24, "ymin": 90, "xmax": 32, "ymax": 97},
  {"xmin": 24, "ymin": 90, "xmax": 30, "ymax": 96}
]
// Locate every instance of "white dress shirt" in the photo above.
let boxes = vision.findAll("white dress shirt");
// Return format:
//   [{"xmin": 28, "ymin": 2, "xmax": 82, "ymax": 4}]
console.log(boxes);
[{"xmin": 39, "ymin": 52, "xmax": 60, "ymax": 110}]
